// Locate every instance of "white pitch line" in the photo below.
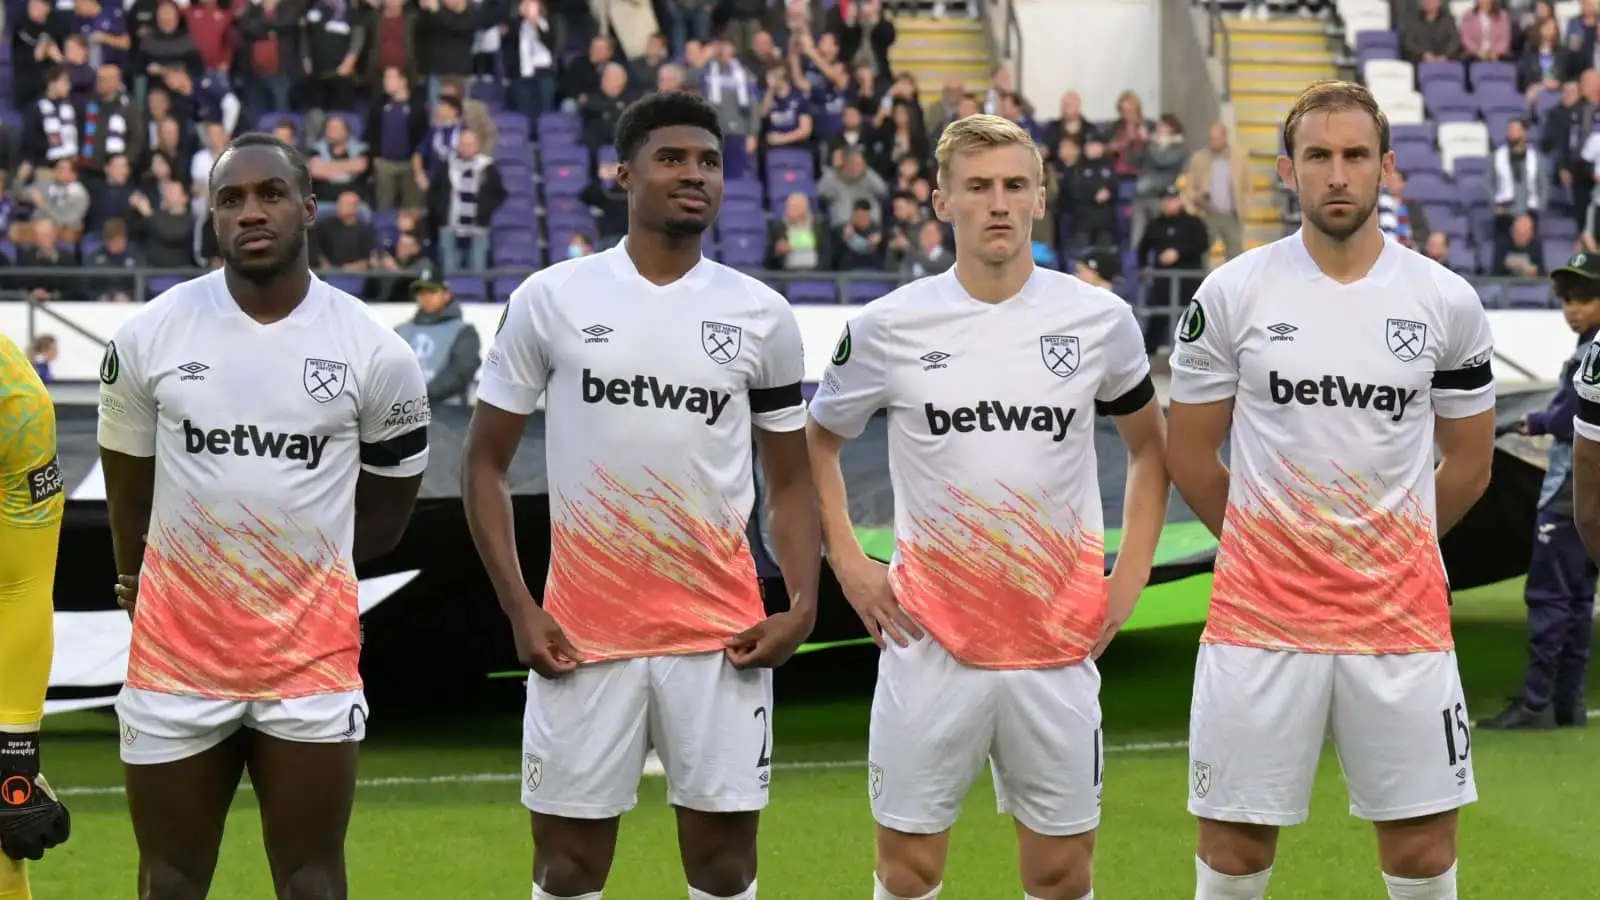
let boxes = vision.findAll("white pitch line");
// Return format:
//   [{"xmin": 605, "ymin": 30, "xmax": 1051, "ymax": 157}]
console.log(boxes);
[{"xmin": 52, "ymin": 740, "xmax": 1193, "ymax": 799}]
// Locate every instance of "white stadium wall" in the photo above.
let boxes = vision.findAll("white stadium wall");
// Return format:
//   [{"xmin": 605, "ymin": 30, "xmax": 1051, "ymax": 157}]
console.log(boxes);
[{"xmin": 1012, "ymin": 0, "xmax": 1163, "ymax": 121}]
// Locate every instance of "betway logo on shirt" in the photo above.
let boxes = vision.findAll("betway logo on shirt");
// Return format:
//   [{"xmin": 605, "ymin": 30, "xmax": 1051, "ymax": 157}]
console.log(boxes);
[
  {"xmin": 183, "ymin": 419, "xmax": 331, "ymax": 470},
  {"xmin": 924, "ymin": 402, "xmax": 1077, "ymax": 442},
  {"xmin": 1268, "ymin": 370, "xmax": 1419, "ymax": 423},
  {"xmin": 581, "ymin": 368, "xmax": 731, "ymax": 425}
]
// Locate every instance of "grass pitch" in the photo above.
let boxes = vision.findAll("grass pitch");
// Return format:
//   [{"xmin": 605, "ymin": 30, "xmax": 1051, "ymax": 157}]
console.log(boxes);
[{"xmin": 25, "ymin": 577, "xmax": 1600, "ymax": 898}]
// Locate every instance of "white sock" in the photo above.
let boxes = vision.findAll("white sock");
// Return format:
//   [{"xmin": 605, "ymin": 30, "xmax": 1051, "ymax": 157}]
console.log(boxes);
[
  {"xmin": 1383, "ymin": 863, "xmax": 1458, "ymax": 900},
  {"xmin": 874, "ymin": 873, "xmax": 942, "ymax": 899},
  {"xmin": 531, "ymin": 888, "xmax": 601, "ymax": 900},
  {"xmin": 689, "ymin": 880, "xmax": 756, "ymax": 900},
  {"xmin": 1195, "ymin": 856, "xmax": 1272, "ymax": 900}
]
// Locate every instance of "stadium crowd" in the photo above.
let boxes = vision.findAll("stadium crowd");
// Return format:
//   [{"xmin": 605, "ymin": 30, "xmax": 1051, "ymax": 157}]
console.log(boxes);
[{"xmin": 0, "ymin": 0, "xmax": 1245, "ymax": 326}]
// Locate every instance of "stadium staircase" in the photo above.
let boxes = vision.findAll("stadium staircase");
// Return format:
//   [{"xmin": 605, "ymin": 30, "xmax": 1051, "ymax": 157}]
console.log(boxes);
[
  {"xmin": 889, "ymin": 16, "xmax": 995, "ymax": 103},
  {"xmin": 1223, "ymin": 17, "xmax": 1342, "ymax": 250}
]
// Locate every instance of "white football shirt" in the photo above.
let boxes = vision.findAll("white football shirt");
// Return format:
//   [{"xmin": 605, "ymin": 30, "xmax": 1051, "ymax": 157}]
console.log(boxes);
[
  {"xmin": 477, "ymin": 244, "xmax": 808, "ymax": 662},
  {"xmin": 1571, "ymin": 339, "xmax": 1600, "ymax": 440},
  {"xmin": 808, "ymin": 267, "xmax": 1153, "ymax": 669},
  {"xmin": 97, "ymin": 270, "xmax": 431, "ymax": 701},
  {"xmin": 1170, "ymin": 231, "xmax": 1494, "ymax": 655}
]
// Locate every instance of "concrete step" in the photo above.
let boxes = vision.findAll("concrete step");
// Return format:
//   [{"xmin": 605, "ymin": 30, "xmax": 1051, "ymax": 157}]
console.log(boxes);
[{"xmin": 1228, "ymin": 60, "xmax": 1341, "ymax": 81}]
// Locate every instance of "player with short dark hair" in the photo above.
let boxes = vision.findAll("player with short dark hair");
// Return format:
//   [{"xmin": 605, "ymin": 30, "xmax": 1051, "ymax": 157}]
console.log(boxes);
[
  {"xmin": 463, "ymin": 90, "xmax": 821, "ymax": 900},
  {"xmin": 99, "ymin": 133, "xmax": 431, "ymax": 899}
]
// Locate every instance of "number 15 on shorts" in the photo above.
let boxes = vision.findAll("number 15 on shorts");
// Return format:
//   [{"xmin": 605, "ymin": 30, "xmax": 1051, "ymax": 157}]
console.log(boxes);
[{"xmin": 1442, "ymin": 701, "xmax": 1471, "ymax": 769}]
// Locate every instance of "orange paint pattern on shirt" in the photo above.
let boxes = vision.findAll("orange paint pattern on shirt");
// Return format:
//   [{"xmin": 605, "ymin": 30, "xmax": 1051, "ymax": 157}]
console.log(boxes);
[
  {"xmin": 893, "ymin": 483, "xmax": 1107, "ymax": 669},
  {"xmin": 1205, "ymin": 458, "xmax": 1452, "ymax": 654},
  {"xmin": 547, "ymin": 467, "xmax": 763, "ymax": 661},
  {"xmin": 126, "ymin": 495, "xmax": 362, "ymax": 700}
]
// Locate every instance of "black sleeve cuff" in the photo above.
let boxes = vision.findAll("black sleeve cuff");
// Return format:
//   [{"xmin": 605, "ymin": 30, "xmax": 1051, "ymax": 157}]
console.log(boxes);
[
  {"xmin": 1095, "ymin": 374, "xmax": 1156, "ymax": 417},
  {"xmin": 1431, "ymin": 360, "xmax": 1492, "ymax": 392},
  {"xmin": 751, "ymin": 382, "xmax": 804, "ymax": 414},
  {"xmin": 359, "ymin": 426, "xmax": 429, "ymax": 468},
  {"xmin": 1579, "ymin": 398, "xmax": 1600, "ymax": 428}
]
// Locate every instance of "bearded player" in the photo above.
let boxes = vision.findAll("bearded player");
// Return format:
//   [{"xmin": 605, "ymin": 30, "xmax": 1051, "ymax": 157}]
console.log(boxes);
[
  {"xmin": 99, "ymin": 133, "xmax": 429, "ymax": 899},
  {"xmin": 1167, "ymin": 80, "xmax": 1495, "ymax": 900},
  {"xmin": 808, "ymin": 114, "xmax": 1169, "ymax": 900},
  {"xmin": 462, "ymin": 91, "xmax": 821, "ymax": 900},
  {"xmin": 0, "ymin": 334, "xmax": 72, "ymax": 900}
]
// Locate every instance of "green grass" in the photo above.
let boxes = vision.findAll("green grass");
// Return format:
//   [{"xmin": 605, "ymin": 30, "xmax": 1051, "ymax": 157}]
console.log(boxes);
[{"xmin": 22, "ymin": 577, "xmax": 1600, "ymax": 898}]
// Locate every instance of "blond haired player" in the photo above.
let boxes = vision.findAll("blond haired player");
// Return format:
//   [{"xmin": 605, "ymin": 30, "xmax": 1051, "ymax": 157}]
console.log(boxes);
[
  {"xmin": 0, "ymin": 334, "xmax": 71, "ymax": 900},
  {"xmin": 1167, "ymin": 81, "xmax": 1495, "ymax": 900},
  {"xmin": 808, "ymin": 115, "xmax": 1169, "ymax": 900}
]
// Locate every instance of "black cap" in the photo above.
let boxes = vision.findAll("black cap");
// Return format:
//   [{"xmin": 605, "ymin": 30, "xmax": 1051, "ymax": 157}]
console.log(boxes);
[
  {"xmin": 410, "ymin": 271, "xmax": 448, "ymax": 295},
  {"xmin": 1162, "ymin": 184, "xmax": 1183, "ymax": 198},
  {"xmin": 1552, "ymin": 251, "xmax": 1600, "ymax": 281},
  {"xmin": 1075, "ymin": 248, "xmax": 1121, "ymax": 281}
]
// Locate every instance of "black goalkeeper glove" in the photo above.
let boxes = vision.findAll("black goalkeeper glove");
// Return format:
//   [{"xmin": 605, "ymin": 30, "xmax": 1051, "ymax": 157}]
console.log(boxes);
[{"xmin": 0, "ymin": 773, "xmax": 71, "ymax": 861}]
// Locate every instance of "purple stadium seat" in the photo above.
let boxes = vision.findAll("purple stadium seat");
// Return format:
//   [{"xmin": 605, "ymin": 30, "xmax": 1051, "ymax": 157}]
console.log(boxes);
[
  {"xmin": 1404, "ymin": 171, "xmax": 1456, "ymax": 204},
  {"xmin": 718, "ymin": 210, "xmax": 766, "ymax": 235},
  {"xmin": 471, "ymin": 80, "xmax": 506, "ymax": 106},
  {"xmin": 1421, "ymin": 83, "xmax": 1475, "ymax": 119},
  {"xmin": 1543, "ymin": 238, "xmax": 1575, "ymax": 265},
  {"xmin": 1475, "ymin": 243, "xmax": 1495, "ymax": 274},
  {"xmin": 537, "ymin": 112, "xmax": 582, "ymax": 143},
  {"xmin": 596, "ymin": 146, "xmax": 618, "ymax": 166},
  {"xmin": 1453, "ymin": 156, "xmax": 1488, "ymax": 178},
  {"xmin": 447, "ymin": 278, "xmax": 487, "ymax": 302},
  {"xmin": 494, "ymin": 278, "xmax": 526, "ymax": 302},
  {"xmin": 1470, "ymin": 61, "xmax": 1517, "ymax": 88},
  {"xmin": 80, "ymin": 233, "xmax": 103, "ymax": 258},
  {"xmin": 1355, "ymin": 30, "xmax": 1400, "ymax": 59},
  {"xmin": 1543, "ymin": 217, "xmax": 1578, "ymax": 241},
  {"xmin": 721, "ymin": 196, "xmax": 763, "ymax": 218},
  {"xmin": 541, "ymin": 143, "xmax": 588, "ymax": 166},
  {"xmin": 148, "ymin": 276, "xmax": 185, "ymax": 298},
  {"xmin": 1476, "ymin": 283, "xmax": 1505, "ymax": 308},
  {"xmin": 325, "ymin": 275, "xmax": 364, "ymax": 296},
  {"xmin": 725, "ymin": 179, "xmax": 762, "ymax": 204},
  {"xmin": 1431, "ymin": 208, "xmax": 1467, "ymax": 238},
  {"xmin": 786, "ymin": 280, "xmax": 838, "ymax": 303},
  {"xmin": 1390, "ymin": 123, "xmax": 1436, "ymax": 144},
  {"xmin": 1468, "ymin": 207, "xmax": 1494, "ymax": 242},
  {"xmin": 544, "ymin": 197, "xmax": 585, "ymax": 216},
  {"xmin": 542, "ymin": 165, "xmax": 587, "ymax": 197},
  {"xmin": 1456, "ymin": 174, "xmax": 1489, "ymax": 204},
  {"xmin": 505, "ymin": 179, "xmax": 535, "ymax": 199},
  {"xmin": 322, "ymin": 112, "xmax": 362, "ymax": 141},
  {"xmin": 493, "ymin": 111, "xmax": 529, "ymax": 133},
  {"xmin": 1394, "ymin": 140, "xmax": 1443, "ymax": 174},
  {"xmin": 767, "ymin": 148, "xmax": 812, "ymax": 175},
  {"xmin": 1505, "ymin": 282, "xmax": 1552, "ymax": 308},
  {"xmin": 1535, "ymin": 88, "xmax": 1564, "ymax": 121},
  {"xmin": 1446, "ymin": 243, "xmax": 1476, "ymax": 273},
  {"xmin": 1417, "ymin": 60, "xmax": 1465, "ymax": 86},
  {"xmin": 847, "ymin": 279, "xmax": 893, "ymax": 303},
  {"xmin": 720, "ymin": 233, "xmax": 765, "ymax": 267}
]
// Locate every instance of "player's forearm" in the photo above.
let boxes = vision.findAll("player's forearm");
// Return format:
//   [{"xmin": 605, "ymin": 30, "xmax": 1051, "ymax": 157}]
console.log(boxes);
[
  {"xmin": 1432, "ymin": 454, "xmax": 1492, "ymax": 537},
  {"xmin": 101, "ymin": 453, "xmax": 155, "ymax": 576},
  {"xmin": 1575, "ymin": 441, "xmax": 1600, "ymax": 560},
  {"xmin": 764, "ymin": 475, "xmax": 822, "ymax": 615},
  {"xmin": 1113, "ymin": 441, "xmax": 1170, "ymax": 583},
  {"xmin": 806, "ymin": 430, "xmax": 867, "ymax": 566},
  {"xmin": 1169, "ymin": 454, "xmax": 1230, "ymax": 540},
  {"xmin": 461, "ymin": 459, "xmax": 535, "ymax": 611}
]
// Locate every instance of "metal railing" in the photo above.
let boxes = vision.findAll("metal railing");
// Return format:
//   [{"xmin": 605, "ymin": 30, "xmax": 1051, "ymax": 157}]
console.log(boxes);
[{"xmin": 1206, "ymin": 0, "xmax": 1233, "ymax": 102}]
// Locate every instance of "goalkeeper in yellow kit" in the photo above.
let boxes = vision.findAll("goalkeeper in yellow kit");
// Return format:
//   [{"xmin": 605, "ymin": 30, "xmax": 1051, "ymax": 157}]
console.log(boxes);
[{"xmin": 0, "ymin": 334, "xmax": 71, "ymax": 899}]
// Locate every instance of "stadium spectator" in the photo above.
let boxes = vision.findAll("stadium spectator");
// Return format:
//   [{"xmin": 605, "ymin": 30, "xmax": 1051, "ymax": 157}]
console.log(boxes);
[
  {"xmin": 766, "ymin": 192, "xmax": 830, "ymax": 271},
  {"xmin": 819, "ymin": 145, "xmax": 887, "ymax": 226},
  {"xmin": 504, "ymin": 0, "xmax": 557, "ymax": 124},
  {"xmin": 15, "ymin": 218, "xmax": 79, "ymax": 300},
  {"xmin": 1136, "ymin": 185, "xmax": 1208, "ymax": 347},
  {"xmin": 420, "ymin": 0, "xmax": 477, "ymax": 103},
  {"xmin": 24, "ymin": 67, "xmax": 79, "ymax": 167},
  {"xmin": 565, "ymin": 231, "xmax": 594, "ymax": 257},
  {"xmin": 1404, "ymin": 0, "xmax": 1463, "ymax": 62},
  {"xmin": 1519, "ymin": 16, "xmax": 1569, "ymax": 96},
  {"xmin": 1567, "ymin": 0, "xmax": 1600, "ymax": 71},
  {"xmin": 85, "ymin": 217, "xmax": 141, "ymax": 302},
  {"xmin": 26, "ymin": 159, "xmax": 90, "ymax": 241},
  {"xmin": 87, "ymin": 154, "xmax": 136, "ymax": 233},
  {"xmin": 1184, "ymin": 122, "xmax": 1248, "ymax": 260},
  {"xmin": 1131, "ymin": 113, "xmax": 1188, "ymax": 248},
  {"xmin": 438, "ymin": 77, "xmax": 498, "ymax": 155},
  {"xmin": 134, "ymin": 179, "xmax": 197, "ymax": 268},
  {"xmin": 1514, "ymin": 0, "xmax": 1557, "ymax": 54},
  {"xmin": 695, "ymin": 38, "xmax": 759, "ymax": 177},
  {"xmin": 898, "ymin": 217, "xmax": 953, "ymax": 280},
  {"xmin": 925, "ymin": 79, "xmax": 967, "ymax": 140},
  {"xmin": 371, "ymin": 231, "xmax": 432, "ymax": 302},
  {"xmin": 1071, "ymin": 138, "xmax": 1118, "ymax": 249},
  {"xmin": 428, "ymin": 127, "xmax": 504, "ymax": 274},
  {"xmin": 234, "ymin": 0, "xmax": 297, "ymax": 117},
  {"xmin": 995, "ymin": 90, "xmax": 1039, "ymax": 143},
  {"xmin": 309, "ymin": 115, "xmax": 370, "ymax": 203},
  {"xmin": 1107, "ymin": 90, "xmax": 1151, "ymax": 179},
  {"xmin": 1425, "ymin": 230, "xmax": 1455, "ymax": 268},
  {"xmin": 13, "ymin": 0, "xmax": 68, "ymax": 107},
  {"xmin": 1544, "ymin": 78, "xmax": 1588, "ymax": 211},
  {"xmin": 317, "ymin": 190, "xmax": 378, "ymax": 271},
  {"xmin": 657, "ymin": 62, "xmax": 687, "ymax": 92},
  {"xmin": 802, "ymin": 58, "xmax": 852, "ymax": 141},
  {"xmin": 744, "ymin": 30, "xmax": 784, "ymax": 72},
  {"xmin": 1495, "ymin": 213, "xmax": 1545, "ymax": 275},
  {"xmin": 1460, "ymin": 0, "xmax": 1512, "ymax": 62},
  {"xmin": 824, "ymin": 104, "xmax": 873, "ymax": 171},
  {"xmin": 762, "ymin": 65, "xmax": 815, "ymax": 154},
  {"xmin": 368, "ymin": 68, "xmax": 428, "ymax": 211},
  {"xmin": 1071, "ymin": 246, "xmax": 1120, "ymax": 289},
  {"xmin": 1042, "ymin": 90, "xmax": 1097, "ymax": 150},
  {"xmin": 77, "ymin": 64, "xmax": 143, "ymax": 189},
  {"xmin": 875, "ymin": 100, "xmax": 925, "ymax": 180},
  {"xmin": 28, "ymin": 333, "xmax": 56, "ymax": 381},
  {"xmin": 581, "ymin": 156, "xmax": 627, "ymax": 249},
  {"xmin": 187, "ymin": 121, "xmax": 230, "ymax": 207},
  {"xmin": 981, "ymin": 65, "xmax": 1015, "ymax": 115},
  {"xmin": 1492, "ymin": 118, "xmax": 1542, "ymax": 250},
  {"xmin": 366, "ymin": 0, "xmax": 420, "ymax": 89},
  {"xmin": 829, "ymin": 0, "xmax": 896, "ymax": 79},
  {"xmin": 1053, "ymin": 137, "xmax": 1083, "ymax": 227},
  {"xmin": 301, "ymin": 0, "xmax": 365, "ymax": 111},
  {"xmin": 136, "ymin": 3, "xmax": 199, "ymax": 99},
  {"xmin": 563, "ymin": 35, "xmax": 615, "ymax": 108},
  {"xmin": 661, "ymin": 0, "xmax": 715, "ymax": 58},
  {"xmin": 883, "ymin": 190, "xmax": 924, "ymax": 269},
  {"xmin": 582, "ymin": 63, "xmax": 630, "ymax": 150},
  {"xmin": 59, "ymin": 35, "xmax": 95, "ymax": 99},
  {"xmin": 833, "ymin": 197, "xmax": 885, "ymax": 270},
  {"xmin": 395, "ymin": 276, "xmax": 482, "ymax": 406},
  {"xmin": 1378, "ymin": 168, "xmax": 1432, "ymax": 250},
  {"xmin": 183, "ymin": 0, "xmax": 234, "ymax": 75}
]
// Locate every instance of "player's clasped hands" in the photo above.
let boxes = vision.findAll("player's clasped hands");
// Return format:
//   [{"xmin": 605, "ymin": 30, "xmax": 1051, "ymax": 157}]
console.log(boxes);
[
  {"xmin": 113, "ymin": 573, "xmax": 139, "ymax": 616},
  {"xmin": 513, "ymin": 603, "xmax": 582, "ymax": 679},
  {"xmin": 834, "ymin": 553, "xmax": 923, "ymax": 649},
  {"xmin": 723, "ymin": 607, "xmax": 816, "ymax": 670}
]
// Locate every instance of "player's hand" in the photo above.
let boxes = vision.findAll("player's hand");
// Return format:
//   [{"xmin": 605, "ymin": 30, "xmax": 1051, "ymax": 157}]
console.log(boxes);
[
  {"xmin": 724, "ymin": 607, "xmax": 815, "ymax": 669},
  {"xmin": 0, "ymin": 774, "xmax": 71, "ymax": 861},
  {"xmin": 1092, "ymin": 570, "xmax": 1145, "ymax": 660},
  {"xmin": 114, "ymin": 573, "xmax": 139, "ymax": 616},
  {"xmin": 835, "ymin": 554, "xmax": 922, "ymax": 649},
  {"xmin": 512, "ymin": 605, "xmax": 581, "ymax": 679}
]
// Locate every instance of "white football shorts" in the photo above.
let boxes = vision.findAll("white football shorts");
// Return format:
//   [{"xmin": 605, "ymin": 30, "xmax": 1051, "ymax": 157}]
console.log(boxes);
[
  {"xmin": 868, "ymin": 634, "xmax": 1104, "ymax": 837},
  {"xmin": 116, "ymin": 686, "xmax": 369, "ymax": 766},
  {"xmin": 1187, "ymin": 644, "xmax": 1478, "ymax": 826},
  {"xmin": 520, "ymin": 651, "xmax": 773, "ymax": 819}
]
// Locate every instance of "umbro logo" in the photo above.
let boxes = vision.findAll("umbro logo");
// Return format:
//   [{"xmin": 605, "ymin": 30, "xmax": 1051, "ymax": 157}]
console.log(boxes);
[
  {"xmin": 1267, "ymin": 323, "xmax": 1297, "ymax": 343},
  {"xmin": 582, "ymin": 325, "xmax": 613, "ymax": 344},
  {"xmin": 920, "ymin": 351, "xmax": 950, "ymax": 371},
  {"xmin": 177, "ymin": 361, "xmax": 210, "ymax": 381}
]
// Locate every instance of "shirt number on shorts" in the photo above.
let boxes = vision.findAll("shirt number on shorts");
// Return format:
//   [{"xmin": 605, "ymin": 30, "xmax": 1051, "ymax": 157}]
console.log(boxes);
[
  {"xmin": 1441, "ymin": 702, "xmax": 1471, "ymax": 767},
  {"xmin": 753, "ymin": 705, "xmax": 771, "ymax": 768}
]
